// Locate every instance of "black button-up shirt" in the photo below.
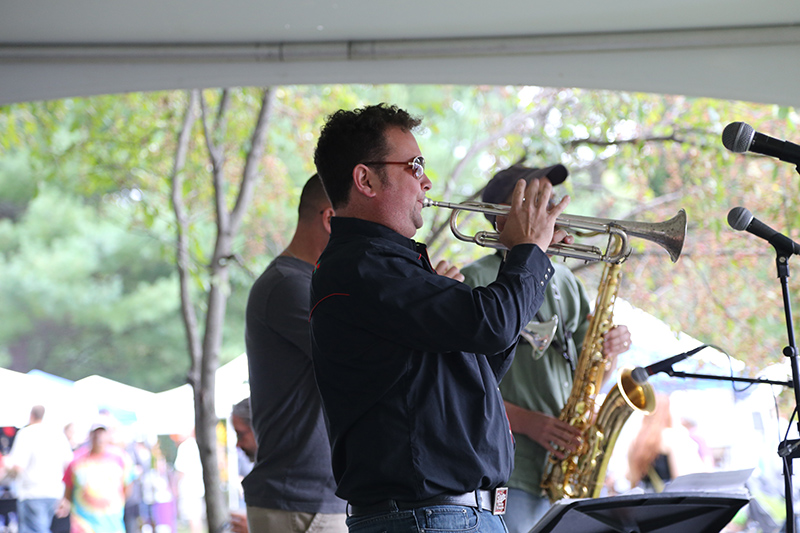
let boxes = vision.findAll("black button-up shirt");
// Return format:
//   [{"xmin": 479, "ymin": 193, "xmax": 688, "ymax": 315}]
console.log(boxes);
[{"xmin": 310, "ymin": 217, "xmax": 554, "ymax": 505}]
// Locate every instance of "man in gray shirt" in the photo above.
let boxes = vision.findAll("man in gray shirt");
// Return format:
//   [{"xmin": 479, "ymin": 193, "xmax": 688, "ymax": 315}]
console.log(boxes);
[{"xmin": 244, "ymin": 174, "xmax": 346, "ymax": 532}]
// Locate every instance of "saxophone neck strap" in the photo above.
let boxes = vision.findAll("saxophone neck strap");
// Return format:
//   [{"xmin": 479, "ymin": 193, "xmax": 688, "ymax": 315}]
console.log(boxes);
[{"xmin": 537, "ymin": 282, "xmax": 576, "ymax": 372}]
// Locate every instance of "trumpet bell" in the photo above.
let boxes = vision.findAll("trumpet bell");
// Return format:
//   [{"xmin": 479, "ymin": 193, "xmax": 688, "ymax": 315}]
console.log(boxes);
[{"xmin": 613, "ymin": 209, "xmax": 687, "ymax": 263}]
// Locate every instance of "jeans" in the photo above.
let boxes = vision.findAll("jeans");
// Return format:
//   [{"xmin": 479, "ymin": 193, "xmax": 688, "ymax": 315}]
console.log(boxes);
[
  {"xmin": 17, "ymin": 498, "xmax": 58, "ymax": 533},
  {"xmin": 346, "ymin": 505, "xmax": 507, "ymax": 533},
  {"xmin": 501, "ymin": 489, "xmax": 551, "ymax": 533}
]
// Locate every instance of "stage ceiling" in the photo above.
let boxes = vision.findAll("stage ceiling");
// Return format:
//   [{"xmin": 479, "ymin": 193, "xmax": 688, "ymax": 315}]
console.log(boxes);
[{"xmin": 1, "ymin": 0, "xmax": 799, "ymax": 107}]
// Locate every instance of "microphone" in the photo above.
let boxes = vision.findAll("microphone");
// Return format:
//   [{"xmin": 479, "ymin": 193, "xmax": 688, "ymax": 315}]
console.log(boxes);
[
  {"xmin": 631, "ymin": 345, "xmax": 707, "ymax": 383},
  {"xmin": 721, "ymin": 122, "xmax": 800, "ymax": 166},
  {"xmin": 728, "ymin": 206, "xmax": 800, "ymax": 255}
]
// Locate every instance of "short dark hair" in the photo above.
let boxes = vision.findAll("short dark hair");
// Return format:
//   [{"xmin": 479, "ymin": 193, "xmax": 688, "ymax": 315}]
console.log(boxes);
[
  {"xmin": 314, "ymin": 103, "xmax": 422, "ymax": 209},
  {"xmin": 232, "ymin": 397, "xmax": 251, "ymax": 424},
  {"xmin": 297, "ymin": 174, "xmax": 330, "ymax": 221}
]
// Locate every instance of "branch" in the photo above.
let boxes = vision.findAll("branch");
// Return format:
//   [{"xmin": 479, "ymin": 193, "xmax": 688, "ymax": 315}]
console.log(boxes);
[
  {"xmin": 199, "ymin": 91, "xmax": 230, "ymax": 236},
  {"xmin": 618, "ymin": 190, "xmax": 687, "ymax": 219},
  {"xmin": 567, "ymin": 133, "xmax": 687, "ymax": 149},
  {"xmin": 565, "ymin": 125, "xmax": 720, "ymax": 151},
  {"xmin": 213, "ymin": 89, "xmax": 231, "ymax": 138},
  {"xmin": 170, "ymin": 89, "xmax": 202, "ymax": 386},
  {"xmin": 230, "ymin": 88, "xmax": 275, "ymax": 233},
  {"xmin": 448, "ymin": 100, "xmax": 555, "ymax": 188},
  {"xmin": 426, "ymin": 94, "xmax": 558, "ymax": 251}
]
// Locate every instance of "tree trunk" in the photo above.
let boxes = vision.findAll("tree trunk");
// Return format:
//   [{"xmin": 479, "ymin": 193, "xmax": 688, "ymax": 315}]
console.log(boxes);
[{"xmin": 171, "ymin": 87, "xmax": 274, "ymax": 533}]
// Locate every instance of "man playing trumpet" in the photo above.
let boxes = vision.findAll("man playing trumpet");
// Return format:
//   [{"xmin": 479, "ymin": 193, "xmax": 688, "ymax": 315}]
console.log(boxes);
[
  {"xmin": 310, "ymin": 104, "xmax": 572, "ymax": 533},
  {"xmin": 461, "ymin": 162, "xmax": 632, "ymax": 533}
]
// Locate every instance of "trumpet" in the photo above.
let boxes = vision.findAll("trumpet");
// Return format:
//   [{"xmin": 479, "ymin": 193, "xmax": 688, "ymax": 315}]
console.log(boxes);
[{"xmin": 422, "ymin": 198, "xmax": 687, "ymax": 263}]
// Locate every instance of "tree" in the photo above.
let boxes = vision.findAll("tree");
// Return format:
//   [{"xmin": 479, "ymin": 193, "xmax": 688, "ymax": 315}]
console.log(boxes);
[
  {"xmin": 418, "ymin": 88, "xmax": 800, "ymax": 381},
  {"xmin": 168, "ymin": 88, "xmax": 274, "ymax": 533},
  {"xmin": 0, "ymin": 95, "xmax": 194, "ymax": 390}
]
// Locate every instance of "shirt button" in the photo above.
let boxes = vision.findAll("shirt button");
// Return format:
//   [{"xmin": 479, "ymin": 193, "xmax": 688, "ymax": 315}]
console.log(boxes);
[
  {"xmin": 540, "ymin": 281, "xmax": 545, "ymax": 286},
  {"xmin": 564, "ymin": 381, "xmax": 570, "ymax": 388}
]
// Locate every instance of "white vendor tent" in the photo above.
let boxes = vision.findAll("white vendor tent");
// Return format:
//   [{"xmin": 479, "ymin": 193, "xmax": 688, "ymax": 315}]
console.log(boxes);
[
  {"xmin": 149, "ymin": 354, "xmax": 250, "ymax": 436},
  {"xmin": 0, "ymin": 368, "xmax": 94, "ymax": 430},
  {"xmin": 1, "ymin": 355, "xmax": 248, "ymax": 439}
]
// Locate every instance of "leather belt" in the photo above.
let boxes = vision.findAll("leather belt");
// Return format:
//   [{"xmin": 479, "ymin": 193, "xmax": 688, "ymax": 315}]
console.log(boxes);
[{"xmin": 348, "ymin": 489, "xmax": 507, "ymax": 517}]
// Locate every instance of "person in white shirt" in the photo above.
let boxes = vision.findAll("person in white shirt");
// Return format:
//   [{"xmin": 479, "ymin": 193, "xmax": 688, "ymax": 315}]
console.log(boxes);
[
  {"xmin": 3, "ymin": 405, "xmax": 74, "ymax": 533},
  {"xmin": 173, "ymin": 431, "xmax": 205, "ymax": 533}
]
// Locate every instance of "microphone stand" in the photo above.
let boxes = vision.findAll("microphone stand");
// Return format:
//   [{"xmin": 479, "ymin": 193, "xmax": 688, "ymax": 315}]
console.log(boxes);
[
  {"xmin": 663, "ymin": 369, "xmax": 791, "ymax": 388},
  {"xmin": 656, "ymin": 358, "xmax": 797, "ymax": 532},
  {"xmin": 775, "ymin": 247, "xmax": 800, "ymax": 533},
  {"xmin": 667, "ymin": 247, "xmax": 800, "ymax": 531}
]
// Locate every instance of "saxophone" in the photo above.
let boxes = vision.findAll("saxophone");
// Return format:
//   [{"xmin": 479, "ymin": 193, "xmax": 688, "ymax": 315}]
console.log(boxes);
[{"xmin": 540, "ymin": 247, "xmax": 657, "ymax": 502}]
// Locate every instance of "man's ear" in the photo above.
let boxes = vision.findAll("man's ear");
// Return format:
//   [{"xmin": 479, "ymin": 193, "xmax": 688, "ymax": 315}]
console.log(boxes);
[
  {"xmin": 321, "ymin": 206, "xmax": 335, "ymax": 234},
  {"xmin": 352, "ymin": 164, "xmax": 378, "ymax": 198}
]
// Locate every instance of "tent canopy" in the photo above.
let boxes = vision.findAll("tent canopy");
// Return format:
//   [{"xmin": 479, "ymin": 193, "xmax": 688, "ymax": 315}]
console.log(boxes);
[{"xmin": 2, "ymin": 0, "xmax": 799, "ymax": 107}]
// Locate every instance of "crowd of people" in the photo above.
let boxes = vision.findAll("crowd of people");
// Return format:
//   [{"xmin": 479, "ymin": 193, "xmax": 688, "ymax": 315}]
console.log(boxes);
[{"xmin": 0, "ymin": 406, "xmax": 243, "ymax": 533}]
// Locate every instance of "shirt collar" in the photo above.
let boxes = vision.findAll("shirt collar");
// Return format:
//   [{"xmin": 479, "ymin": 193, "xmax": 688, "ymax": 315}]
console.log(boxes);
[{"xmin": 330, "ymin": 217, "xmax": 418, "ymax": 251}]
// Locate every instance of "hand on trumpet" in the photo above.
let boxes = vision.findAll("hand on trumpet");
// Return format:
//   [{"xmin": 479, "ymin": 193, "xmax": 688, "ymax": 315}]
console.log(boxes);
[{"xmin": 497, "ymin": 178, "xmax": 571, "ymax": 252}]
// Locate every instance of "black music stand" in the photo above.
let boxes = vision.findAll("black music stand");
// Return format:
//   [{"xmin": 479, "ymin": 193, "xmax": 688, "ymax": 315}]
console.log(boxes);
[{"xmin": 529, "ymin": 492, "xmax": 749, "ymax": 533}]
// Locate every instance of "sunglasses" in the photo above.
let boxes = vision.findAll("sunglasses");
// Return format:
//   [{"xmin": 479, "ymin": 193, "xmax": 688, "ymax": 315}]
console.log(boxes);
[{"xmin": 363, "ymin": 156, "xmax": 426, "ymax": 180}]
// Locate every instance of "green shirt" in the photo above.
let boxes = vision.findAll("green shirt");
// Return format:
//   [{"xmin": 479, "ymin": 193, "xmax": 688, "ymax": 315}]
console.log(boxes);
[{"xmin": 461, "ymin": 251, "xmax": 591, "ymax": 495}]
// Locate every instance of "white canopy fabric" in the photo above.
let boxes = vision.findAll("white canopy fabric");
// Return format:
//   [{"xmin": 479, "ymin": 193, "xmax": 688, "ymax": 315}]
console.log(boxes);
[
  {"xmin": 0, "ymin": 368, "xmax": 43, "ymax": 427},
  {"xmin": 73, "ymin": 375, "xmax": 157, "ymax": 426},
  {"xmin": 0, "ymin": 369, "xmax": 95, "ymax": 430},
  {"xmin": 1, "ymin": 0, "xmax": 799, "ymax": 107},
  {"xmin": 149, "ymin": 354, "xmax": 250, "ymax": 436},
  {"xmin": 0, "ymin": 358, "xmax": 248, "ymax": 437}
]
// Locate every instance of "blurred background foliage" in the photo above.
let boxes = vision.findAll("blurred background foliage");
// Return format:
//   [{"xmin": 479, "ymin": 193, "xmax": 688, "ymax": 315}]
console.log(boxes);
[{"xmin": 0, "ymin": 84, "xmax": 797, "ymax": 393}]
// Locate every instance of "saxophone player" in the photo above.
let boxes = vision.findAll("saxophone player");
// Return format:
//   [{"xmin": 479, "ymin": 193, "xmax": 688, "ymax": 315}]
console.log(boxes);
[{"xmin": 461, "ymin": 162, "xmax": 632, "ymax": 533}]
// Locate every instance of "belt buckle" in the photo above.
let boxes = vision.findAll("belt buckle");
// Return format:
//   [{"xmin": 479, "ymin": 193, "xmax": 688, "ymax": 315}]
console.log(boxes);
[{"xmin": 492, "ymin": 487, "xmax": 508, "ymax": 515}]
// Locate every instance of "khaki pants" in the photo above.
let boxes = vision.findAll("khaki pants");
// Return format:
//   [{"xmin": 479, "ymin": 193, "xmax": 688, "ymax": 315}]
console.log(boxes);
[{"xmin": 246, "ymin": 506, "xmax": 347, "ymax": 533}]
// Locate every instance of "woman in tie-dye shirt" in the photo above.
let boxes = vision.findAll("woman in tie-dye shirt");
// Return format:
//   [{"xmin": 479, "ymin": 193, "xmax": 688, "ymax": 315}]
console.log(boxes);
[{"xmin": 63, "ymin": 423, "xmax": 133, "ymax": 533}]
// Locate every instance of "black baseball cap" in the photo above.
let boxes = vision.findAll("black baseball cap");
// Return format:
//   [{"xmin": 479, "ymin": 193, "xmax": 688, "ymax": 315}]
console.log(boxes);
[{"xmin": 481, "ymin": 163, "xmax": 569, "ymax": 223}]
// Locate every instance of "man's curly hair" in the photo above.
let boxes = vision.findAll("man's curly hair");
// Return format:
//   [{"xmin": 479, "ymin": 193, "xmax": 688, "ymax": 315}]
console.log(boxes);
[{"xmin": 314, "ymin": 103, "xmax": 422, "ymax": 209}]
